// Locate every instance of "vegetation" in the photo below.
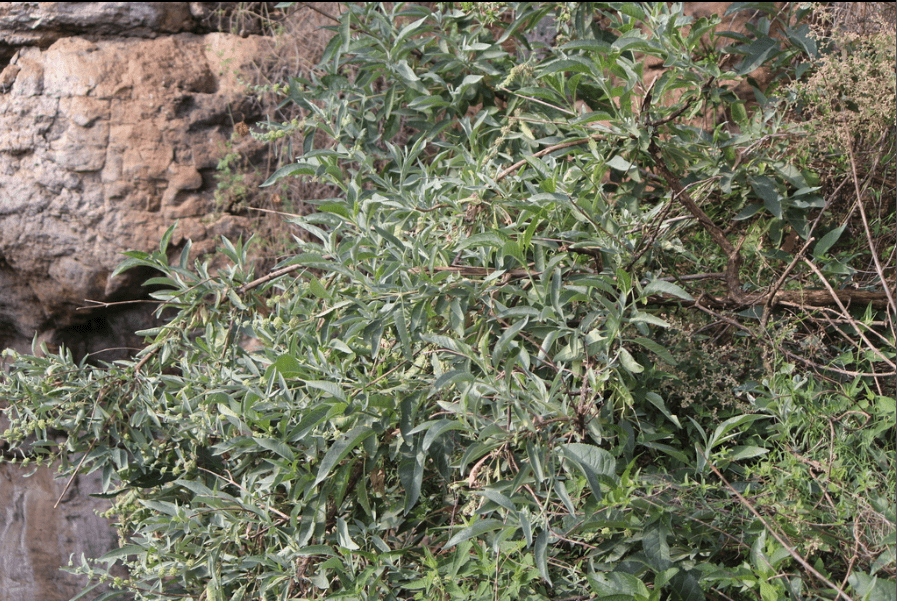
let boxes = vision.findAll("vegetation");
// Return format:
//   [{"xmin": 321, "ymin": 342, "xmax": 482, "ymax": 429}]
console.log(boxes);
[{"xmin": 1, "ymin": 3, "xmax": 894, "ymax": 600}]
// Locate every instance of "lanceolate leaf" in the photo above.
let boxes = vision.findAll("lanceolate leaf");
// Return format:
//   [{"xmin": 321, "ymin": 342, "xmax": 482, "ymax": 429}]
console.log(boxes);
[
  {"xmin": 314, "ymin": 426, "xmax": 375, "ymax": 487},
  {"xmin": 443, "ymin": 519, "xmax": 505, "ymax": 550},
  {"xmin": 535, "ymin": 528, "xmax": 552, "ymax": 586},
  {"xmin": 399, "ymin": 456, "xmax": 423, "ymax": 514},
  {"xmin": 560, "ymin": 443, "xmax": 618, "ymax": 501},
  {"xmin": 642, "ymin": 280, "xmax": 694, "ymax": 301}
]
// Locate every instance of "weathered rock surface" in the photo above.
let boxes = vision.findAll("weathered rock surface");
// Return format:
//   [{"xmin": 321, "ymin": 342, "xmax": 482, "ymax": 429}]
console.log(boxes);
[
  {"xmin": 0, "ymin": 3, "xmax": 246, "ymax": 63},
  {"xmin": 0, "ymin": 467, "xmax": 121, "ymax": 601},
  {"xmin": 0, "ymin": 25, "xmax": 266, "ymax": 356},
  {"xmin": 0, "ymin": 3, "xmax": 193, "ymax": 56}
]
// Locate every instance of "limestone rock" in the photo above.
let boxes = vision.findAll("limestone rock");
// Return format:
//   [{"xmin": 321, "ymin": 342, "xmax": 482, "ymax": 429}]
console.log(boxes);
[
  {"xmin": 0, "ymin": 31, "xmax": 266, "ymax": 353},
  {"xmin": 0, "ymin": 3, "xmax": 197, "ymax": 63}
]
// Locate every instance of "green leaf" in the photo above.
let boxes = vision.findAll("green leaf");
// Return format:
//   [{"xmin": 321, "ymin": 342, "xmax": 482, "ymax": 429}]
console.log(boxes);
[
  {"xmin": 560, "ymin": 443, "xmax": 617, "ymax": 500},
  {"xmin": 307, "ymin": 276, "xmax": 331, "ymax": 299},
  {"xmin": 519, "ymin": 511, "xmax": 533, "ymax": 547},
  {"xmin": 535, "ymin": 528, "xmax": 552, "ymax": 586},
  {"xmin": 540, "ymin": 58, "xmax": 594, "ymax": 75},
  {"xmin": 733, "ymin": 202, "xmax": 764, "ymax": 221},
  {"xmin": 587, "ymin": 571, "xmax": 650, "ymax": 598},
  {"xmin": 261, "ymin": 162, "xmax": 314, "ymax": 187},
  {"xmin": 421, "ymin": 419, "xmax": 467, "ymax": 451},
  {"xmin": 750, "ymin": 175, "xmax": 783, "ymax": 219},
  {"xmin": 639, "ymin": 441, "xmax": 689, "ymax": 463},
  {"xmin": 619, "ymin": 347, "xmax": 644, "ymax": 373},
  {"xmin": 631, "ymin": 337, "xmax": 677, "ymax": 365},
  {"xmin": 455, "ymin": 232, "xmax": 509, "ymax": 252},
  {"xmin": 813, "ymin": 225, "xmax": 846, "ymax": 258},
  {"xmin": 492, "ymin": 317, "xmax": 528, "ymax": 368},
  {"xmin": 395, "ymin": 59, "xmax": 420, "ymax": 82},
  {"xmin": 560, "ymin": 39, "xmax": 612, "ymax": 53},
  {"xmin": 395, "ymin": 308, "xmax": 412, "ymax": 360},
  {"xmin": 709, "ymin": 414, "xmax": 769, "ymax": 450},
  {"xmin": 304, "ymin": 380, "xmax": 347, "ymax": 402},
  {"xmin": 272, "ymin": 354, "xmax": 302, "ymax": 378},
  {"xmin": 728, "ymin": 445, "xmax": 769, "ymax": 460},
  {"xmin": 669, "ymin": 570, "xmax": 705, "ymax": 601},
  {"xmin": 629, "ymin": 312, "xmax": 671, "ymax": 328},
  {"xmin": 443, "ymin": 518, "xmax": 505, "ymax": 549},
  {"xmin": 159, "ymin": 223, "xmax": 176, "ymax": 255},
  {"xmin": 480, "ymin": 488, "xmax": 516, "ymax": 513},
  {"xmin": 642, "ymin": 280, "xmax": 694, "ymax": 301},
  {"xmin": 735, "ymin": 36, "xmax": 780, "ymax": 76},
  {"xmin": 643, "ymin": 525, "xmax": 672, "ymax": 572},
  {"xmin": 253, "ymin": 436, "xmax": 295, "ymax": 461},
  {"xmin": 607, "ymin": 155, "xmax": 636, "ymax": 172},
  {"xmin": 314, "ymin": 426, "xmax": 375, "ymax": 487},
  {"xmin": 336, "ymin": 517, "xmax": 360, "ymax": 550},
  {"xmin": 96, "ymin": 544, "xmax": 145, "ymax": 563},
  {"xmin": 848, "ymin": 571, "xmax": 897, "ymax": 601},
  {"xmin": 287, "ymin": 404, "xmax": 332, "ymax": 442},
  {"xmin": 644, "ymin": 392, "xmax": 681, "ymax": 428}
]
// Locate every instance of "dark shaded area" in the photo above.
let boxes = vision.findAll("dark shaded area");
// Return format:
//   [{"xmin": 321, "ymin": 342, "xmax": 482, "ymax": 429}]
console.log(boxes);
[{"xmin": 54, "ymin": 302, "xmax": 163, "ymax": 364}]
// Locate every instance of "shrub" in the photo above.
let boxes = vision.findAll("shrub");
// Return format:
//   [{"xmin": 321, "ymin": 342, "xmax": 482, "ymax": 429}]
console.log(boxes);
[{"xmin": 2, "ymin": 3, "xmax": 893, "ymax": 600}]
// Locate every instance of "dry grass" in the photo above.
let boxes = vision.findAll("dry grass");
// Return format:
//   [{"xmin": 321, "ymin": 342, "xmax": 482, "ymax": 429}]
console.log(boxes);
[{"xmin": 214, "ymin": 3, "xmax": 345, "ymax": 267}]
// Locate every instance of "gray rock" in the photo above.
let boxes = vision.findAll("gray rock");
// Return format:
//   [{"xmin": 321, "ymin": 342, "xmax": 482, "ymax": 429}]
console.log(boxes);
[
  {"xmin": 0, "ymin": 3, "xmax": 196, "ymax": 61},
  {"xmin": 0, "ymin": 465, "xmax": 122, "ymax": 601}
]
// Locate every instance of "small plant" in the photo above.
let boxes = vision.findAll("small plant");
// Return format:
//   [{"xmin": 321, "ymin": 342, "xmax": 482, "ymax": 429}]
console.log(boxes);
[{"xmin": 789, "ymin": 3, "xmax": 896, "ymax": 154}]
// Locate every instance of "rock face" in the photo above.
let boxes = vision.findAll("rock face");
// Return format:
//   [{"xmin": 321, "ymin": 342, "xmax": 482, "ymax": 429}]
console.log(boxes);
[
  {"xmin": 0, "ymin": 5, "xmax": 266, "ymax": 358},
  {"xmin": 0, "ymin": 467, "xmax": 121, "ymax": 601},
  {"xmin": 0, "ymin": 4, "xmax": 271, "ymax": 599},
  {"xmin": 0, "ymin": 2, "xmax": 196, "ymax": 60}
]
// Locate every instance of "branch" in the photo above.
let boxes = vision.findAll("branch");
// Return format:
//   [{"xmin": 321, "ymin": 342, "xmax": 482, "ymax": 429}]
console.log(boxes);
[
  {"xmin": 802, "ymin": 259, "xmax": 896, "ymax": 369},
  {"xmin": 296, "ymin": 1, "xmax": 340, "ymax": 23},
  {"xmin": 238, "ymin": 263, "xmax": 305, "ymax": 293},
  {"xmin": 846, "ymin": 137, "xmax": 897, "ymax": 316},
  {"xmin": 495, "ymin": 135, "xmax": 601, "ymax": 181},
  {"xmin": 647, "ymin": 139, "xmax": 747, "ymax": 303},
  {"xmin": 643, "ymin": 288, "xmax": 893, "ymax": 311}
]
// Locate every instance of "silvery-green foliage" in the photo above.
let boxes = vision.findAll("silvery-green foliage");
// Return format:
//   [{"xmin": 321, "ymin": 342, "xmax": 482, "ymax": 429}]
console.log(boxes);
[{"xmin": 2, "ymin": 3, "xmax": 893, "ymax": 601}]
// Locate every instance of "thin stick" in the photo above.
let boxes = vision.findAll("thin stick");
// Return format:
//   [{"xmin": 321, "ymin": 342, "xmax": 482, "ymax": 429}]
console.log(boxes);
[
  {"xmin": 846, "ymin": 138, "xmax": 896, "ymax": 315},
  {"xmin": 239, "ymin": 263, "xmax": 306, "ymax": 293},
  {"xmin": 803, "ymin": 258, "xmax": 895, "ymax": 369},
  {"xmin": 78, "ymin": 299, "xmax": 161, "ymax": 310},
  {"xmin": 760, "ymin": 236, "xmax": 815, "ymax": 330},
  {"xmin": 54, "ymin": 447, "xmax": 92, "ymax": 508},
  {"xmin": 56, "ymin": 392, "xmax": 108, "ymax": 508},
  {"xmin": 297, "ymin": 2, "xmax": 340, "ymax": 23}
]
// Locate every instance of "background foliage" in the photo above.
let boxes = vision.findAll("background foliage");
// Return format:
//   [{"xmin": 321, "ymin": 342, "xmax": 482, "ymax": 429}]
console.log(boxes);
[{"xmin": 1, "ymin": 3, "xmax": 894, "ymax": 601}]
